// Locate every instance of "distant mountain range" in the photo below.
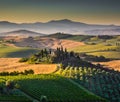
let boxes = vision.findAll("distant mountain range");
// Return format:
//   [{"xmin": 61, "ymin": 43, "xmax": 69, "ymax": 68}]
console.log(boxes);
[
  {"xmin": 0, "ymin": 30, "xmax": 44, "ymax": 37},
  {"xmin": 0, "ymin": 19, "xmax": 120, "ymax": 35}
]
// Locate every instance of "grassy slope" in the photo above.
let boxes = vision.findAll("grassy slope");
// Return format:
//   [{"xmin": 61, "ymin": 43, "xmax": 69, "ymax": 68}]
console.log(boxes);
[
  {"xmin": 68, "ymin": 35, "xmax": 120, "ymax": 59},
  {"xmin": 48, "ymin": 33, "xmax": 119, "ymax": 43},
  {"xmin": 47, "ymin": 33, "xmax": 93, "ymax": 42},
  {"xmin": 69, "ymin": 44, "xmax": 120, "ymax": 59},
  {"xmin": 1, "ymin": 35, "xmax": 119, "ymax": 59},
  {"xmin": 68, "ymin": 44, "xmax": 118, "ymax": 53},
  {"xmin": 0, "ymin": 46, "xmax": 39, "ymax": 57},
  {"xmin": 48, "ymin": 34, "xmax": 120, "ymax": 59},
  {"xmin": 87, "ymin": 51, "xmax": 120, "ymax": 59},
  {"xmin": 0, "ymin": 95, "xmax": 32, "ymax": 102},
  {"xmin": 106, "ymin": 36, "xmax": 120, "ymax": 45},
  {"xmin": 0, "ymin": 74, "xmax": 105, "ymax": 102}
]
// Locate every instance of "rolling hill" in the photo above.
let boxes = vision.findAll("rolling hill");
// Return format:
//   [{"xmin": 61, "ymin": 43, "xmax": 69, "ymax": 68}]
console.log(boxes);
[
  {"xmin": 13, "ymin": 37, "xmax": 85, "ymax": 49},
  {"xmin": 0, "ymin": 29, "xmax": 44, "ymax": 37},
  {"xmin": 47, "ymin": 33, "xmax": 94, "ymax": 41},
  {"xmin": 0, "ymin": 33, "xmax": 119, "ymax": 59},
  {"xmin": 0, "ymin": 46, "xmax": 40, "ymax": 58},
  {"xmin": 0, "ymin": 36, "xmax": 85, "ymax": 49},
  {"xmin": 0, "ymin": 35, "xmax": 85, "ymax": 57}
]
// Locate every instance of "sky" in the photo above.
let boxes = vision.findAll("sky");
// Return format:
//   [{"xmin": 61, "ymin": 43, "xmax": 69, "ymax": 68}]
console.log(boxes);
[{"xmin": 0, "ymin": 0, "xmax": 120, "ymax": 25}]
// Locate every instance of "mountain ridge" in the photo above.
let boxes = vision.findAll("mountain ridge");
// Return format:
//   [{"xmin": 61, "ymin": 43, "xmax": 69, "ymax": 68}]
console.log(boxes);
[
  {"xmin": 0, "ymin": 29, "xmax": 44, "ymax": 37},
  {"xmin": 0, "ymin": 19, "xmax": 120, "ymax": 35},
  {"xmin": 0, "ymin": 19, "xmax": 119, "ymax": 26}
]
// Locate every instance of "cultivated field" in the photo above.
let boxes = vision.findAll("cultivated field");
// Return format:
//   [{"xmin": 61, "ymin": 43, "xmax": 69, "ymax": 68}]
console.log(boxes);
[
  {"xmin": 88, "ymin": 51, "xmax": 120, "ymax": 59},
  {"xmin": 57, "ymin": 66, "xmax": 120, "ymax": 102},
  {"xmin": 95, "ymin": 60, "xmax": 120, "ymax": 71},
  {"xmin": 0, "ymin": 58, "xmax": 57, "ymax": 74},
  {"xmin": 68, "ymin": 43, "xmax": 120, "ymax": 59},
  {"xmin": 1, "ymin": 36, "xmax": 85, "ymax": 49},
  {"xmin": 0, "ymin": 36, "xmax": 85, "ymax": 57},
  {"xmin": 68, "ymin": 44, "xmax": 118, "ymax": 53},
  {"xmin": 14, "ymin": 37, "xmax": 85, "ymax": 49},
  {"xmin": 0, "ymin": 74, "xmax": 106, "ymax": 102}
]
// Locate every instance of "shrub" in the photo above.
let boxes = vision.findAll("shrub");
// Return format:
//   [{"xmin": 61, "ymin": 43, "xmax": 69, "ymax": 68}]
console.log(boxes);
[
  {"xmin": 0, "ymin": 72, "xmax": 9, "ymax": 76},
  {"xmin": 40, "ymin": 95, "xmax": 48, "ymax": 102},
  {"xmin": 0, "ymin": 69, "xmax": 34, "ymax": 76},
  {"xmin": 24, "ymin": 69, "xmax": 34, "ymax": 75},
  {"xmin": 6, "ymin": 80, "xmax": 15, "ymax": 90},
  {"xmin": 19, "ymin": 58, "xmax": 28, "ymax": 62},
  {"xmin": 14, "ymin": 83, "xmax": 20, "ymax": 89}
]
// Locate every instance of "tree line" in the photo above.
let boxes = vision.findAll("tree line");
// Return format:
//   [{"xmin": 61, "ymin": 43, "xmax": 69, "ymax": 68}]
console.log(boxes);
[{"xmin": 20, "ymin": 46, "xmax": 100, "ymax": 68}]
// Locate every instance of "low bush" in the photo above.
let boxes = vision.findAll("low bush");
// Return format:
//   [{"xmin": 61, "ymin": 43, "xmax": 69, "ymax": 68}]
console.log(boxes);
[
  {"xmin": 0, "ymin": 69, "xmax": 34, "ymax": 76},
  {"xmin": 19, "ymin": 58, "xmax": 28, "ymax": 62}
]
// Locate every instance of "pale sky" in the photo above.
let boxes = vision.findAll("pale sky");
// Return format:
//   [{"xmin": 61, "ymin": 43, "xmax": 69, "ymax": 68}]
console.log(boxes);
[{"xmin": 0, "ymin": 0, "xmax": 120, "ymax": 25}]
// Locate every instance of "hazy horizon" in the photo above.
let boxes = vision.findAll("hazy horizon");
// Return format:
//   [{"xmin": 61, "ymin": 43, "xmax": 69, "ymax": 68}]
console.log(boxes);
[{"xmin": 0, "ymin": 19, "xmax": 120, "ymax": 26}]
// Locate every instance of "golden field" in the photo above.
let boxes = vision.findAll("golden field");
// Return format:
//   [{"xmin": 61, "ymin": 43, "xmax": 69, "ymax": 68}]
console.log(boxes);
[
  {"xmin": 94, "ymin": 60, "xmax": 120, "ymax": 71},
  {"xmin": 0, "ymin": 58, "xmax": 57, "ymax": 74}
]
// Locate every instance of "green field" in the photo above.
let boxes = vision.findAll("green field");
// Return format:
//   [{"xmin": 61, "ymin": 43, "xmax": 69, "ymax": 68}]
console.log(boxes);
[
  {"xmin": 69, "ymin": 44, "xmax": 118, "ymax": 53},
  {"xmin": 0, "ymin": 46, "xmax": 39, "ymax": 57},
  {"xmin": 0, "ymin": 78, "xmax": 32, "ymax": 102},
  {"xmin": 0, "ymin": 74, "xmax": 105, "ymax": 102},
  {"xmin": 0, "ymin": 95, "xmax": 32, "ymax": 102},
  {"xmin": 87, "ymin": 51, "xmax": 120, "ymax": 59},
  {"xmin": 68, "ymin": 43, "xmax": 120, "ymax": 59}
]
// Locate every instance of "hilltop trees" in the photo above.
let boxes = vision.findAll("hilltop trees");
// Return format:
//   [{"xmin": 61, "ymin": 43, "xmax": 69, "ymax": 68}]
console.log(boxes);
[
  {"xmin": 54, "ymin": 46, "xmax": 69, "ymax": 62},
  {"xmin": 19, "ymin": 46, "xmax": 97, "ymax": 68},
  {"xmin": 21, "ymin": 48, "xmax": 53, "ymax": 64},
  {"xmin": 19, "ymin": 46, "xmax": 70, "ymax": 64}
]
